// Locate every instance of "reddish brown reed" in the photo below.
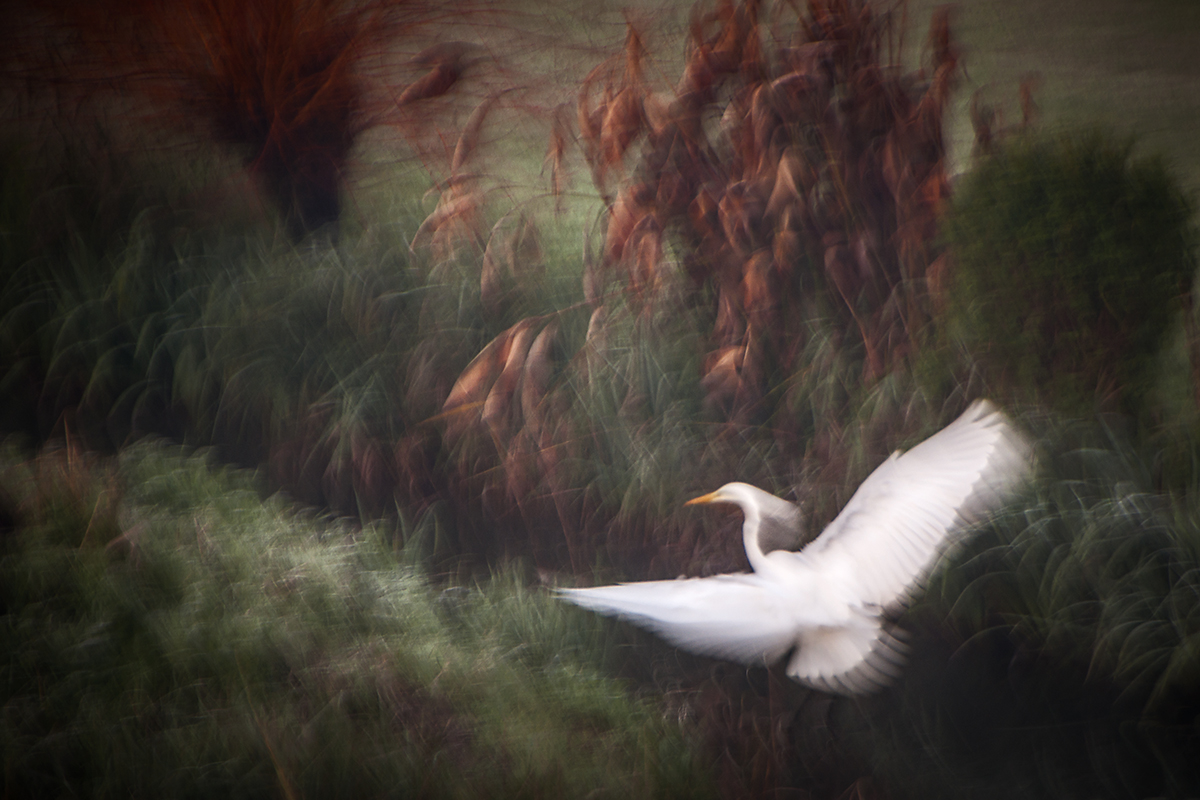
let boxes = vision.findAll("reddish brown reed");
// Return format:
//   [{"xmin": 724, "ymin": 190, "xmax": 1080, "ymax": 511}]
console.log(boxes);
[
  {"xmin": 53, "ymin": 0, "xmax": 437, "ymax": 239},
  {"xmin": 577, "ymin": 0, "xmax": 961, "ymax": 416},
  {"xmin": 427, "ymin": 0, "xmax": 969, "ymax": 578}
]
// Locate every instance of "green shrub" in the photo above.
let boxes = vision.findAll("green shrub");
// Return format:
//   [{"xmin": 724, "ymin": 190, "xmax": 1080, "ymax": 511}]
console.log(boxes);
[{"xmin": 942, "ymin": 130, "xmax": 1196, "ymax": 414}]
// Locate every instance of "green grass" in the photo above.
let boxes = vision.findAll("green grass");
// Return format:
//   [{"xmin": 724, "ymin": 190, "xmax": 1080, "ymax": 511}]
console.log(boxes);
[{"xmin": 0, "ymin": 439, "xmax": 712, "ymax": 799}]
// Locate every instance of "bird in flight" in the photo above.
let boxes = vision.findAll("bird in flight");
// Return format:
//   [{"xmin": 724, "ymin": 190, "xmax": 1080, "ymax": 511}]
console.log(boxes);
[{"xmin": 558, "ymin": 400, "xmax": 1031, "ymax": 694}]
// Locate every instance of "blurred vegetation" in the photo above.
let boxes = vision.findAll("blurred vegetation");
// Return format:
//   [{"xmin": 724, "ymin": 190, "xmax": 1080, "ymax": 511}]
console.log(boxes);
[
  {"xmin": 576, "ymin": 0, "xmax": 959, "ymax": 412},
  {"xmin": 35, "ymin": 0, "xmax": 453, "ymax": 240},
  {"xmin": 1, "ymin": 0, "xmax": 1200, "ymax": 797},
  {"xmin": 0, "ymin": 441, "xmax": 712, "ymax": 799},
  {"xmin": 942, "ymin": 130, "xmax": 1196, "ymax": 416}
]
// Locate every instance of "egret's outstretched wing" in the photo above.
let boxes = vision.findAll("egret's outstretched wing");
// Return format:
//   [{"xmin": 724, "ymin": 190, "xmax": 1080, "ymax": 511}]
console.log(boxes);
[
  {"xmin": 799, "ymin": 400, "xmax": 1030, "ymax": 610},
  {"xmin": 788, "ymin": 620, "xmax": 909, "ymax": 694},
  {"xmin": 558, "ymin": 575, "xmax": 808, "ymax": 666}
]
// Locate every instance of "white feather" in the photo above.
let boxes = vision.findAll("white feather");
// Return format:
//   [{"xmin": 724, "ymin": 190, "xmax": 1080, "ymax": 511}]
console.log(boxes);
[{"xmin": 557, "ymin": 400, "xmax": 1031, "ymax": 694}]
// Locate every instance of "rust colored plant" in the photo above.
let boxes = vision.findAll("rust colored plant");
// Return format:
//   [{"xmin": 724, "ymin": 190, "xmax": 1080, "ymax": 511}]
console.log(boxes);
[
  {"xmin": 436, "ymin": 313, "xmax": 583, "ymax": 565},
  {"xmin": 70, "ymin": 0, "xmax": 435, "ymax": 238},
  {"xmin": 430, "ymin": 0, "xmax": 968, "ymax": 571},
  {"xmin": 580, "ymin": 0, "xmax": 960, "ymax": 416}
]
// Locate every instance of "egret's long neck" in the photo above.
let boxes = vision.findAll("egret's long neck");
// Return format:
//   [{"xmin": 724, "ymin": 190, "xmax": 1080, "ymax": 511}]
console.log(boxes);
[{"xmin": 741, "ymin": 503, "xmax": 771, "ymax": 574}]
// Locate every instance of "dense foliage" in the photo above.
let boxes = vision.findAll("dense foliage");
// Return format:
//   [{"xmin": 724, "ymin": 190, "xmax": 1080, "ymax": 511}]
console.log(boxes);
[
  {"xmin": 0, "ymin": 442, "xmax": 711, "ymax": 799},
  {"xmin": 943, "ymin": 131, "xmax": 1196, "ymax": 414}
]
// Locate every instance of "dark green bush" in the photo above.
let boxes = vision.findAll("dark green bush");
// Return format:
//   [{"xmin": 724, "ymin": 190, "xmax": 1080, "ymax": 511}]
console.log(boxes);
[{"xmin": 942, "ymin": 130, "xmax": 1195, "ymax": 414}]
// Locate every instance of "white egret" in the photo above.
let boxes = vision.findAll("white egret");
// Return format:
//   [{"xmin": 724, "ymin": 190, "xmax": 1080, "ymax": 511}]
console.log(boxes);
[{"xmin": 558, "ymin": 400, "xmax": 1030, "ymax": 694}]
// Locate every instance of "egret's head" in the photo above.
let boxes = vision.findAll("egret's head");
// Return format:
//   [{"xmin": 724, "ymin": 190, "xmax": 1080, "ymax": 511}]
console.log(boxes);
[
  {"xmin": 685, "ymin": 482, "xmax": 764, "ymax": 511},
  {"xmin": 686, "ymin": 482, "xmax": 803, "ymax": 554}
]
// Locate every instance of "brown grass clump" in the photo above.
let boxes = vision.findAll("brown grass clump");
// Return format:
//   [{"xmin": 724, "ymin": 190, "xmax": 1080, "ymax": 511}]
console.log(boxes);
[
  {"xmin": 409, "ymin": 88, "xmax": 515, "ymax": 264},
  {"xmin": 435, "ymin": 313, "xmax": 581, "ymax": 566},
  {"xmin": 580, "ymin": 0, "xmax": 960, "ymax": 416},
  {"xmin": 52, "ymin": 0, "xmax": 440, "ymax": 239},
  {"xmin": 429, "ymin": 0, "xmax": 966, "ymax": 571}
]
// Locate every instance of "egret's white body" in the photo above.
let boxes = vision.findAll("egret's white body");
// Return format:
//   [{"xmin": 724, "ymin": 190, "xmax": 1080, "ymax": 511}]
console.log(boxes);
[{"xmin": 558, "ymin": 400, "xmax": 1030, "ymax": 694}]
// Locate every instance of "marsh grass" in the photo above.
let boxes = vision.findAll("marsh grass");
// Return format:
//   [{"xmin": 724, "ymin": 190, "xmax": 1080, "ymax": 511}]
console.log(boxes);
[{"xmin": 0, "ymin": 439, "xmax": 713, "ymax": 799}]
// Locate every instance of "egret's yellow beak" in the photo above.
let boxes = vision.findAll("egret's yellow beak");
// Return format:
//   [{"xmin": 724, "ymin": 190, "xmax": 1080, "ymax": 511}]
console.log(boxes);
[{"xmin": 685, "ymin": 491, "xmax": 720, "ymax": 506}]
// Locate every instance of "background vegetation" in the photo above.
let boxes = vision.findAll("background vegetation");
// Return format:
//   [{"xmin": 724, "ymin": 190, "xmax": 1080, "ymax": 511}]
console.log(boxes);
[{"xmin": 2, "ymin": 0, "xmax": 1199, "ymax": 797}]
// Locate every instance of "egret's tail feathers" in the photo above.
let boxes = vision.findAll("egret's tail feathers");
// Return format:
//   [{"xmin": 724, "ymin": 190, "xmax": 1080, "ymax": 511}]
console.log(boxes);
[{"xmin": 787, "ymin": 620, "xmax": 909, "ymax": 695}]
